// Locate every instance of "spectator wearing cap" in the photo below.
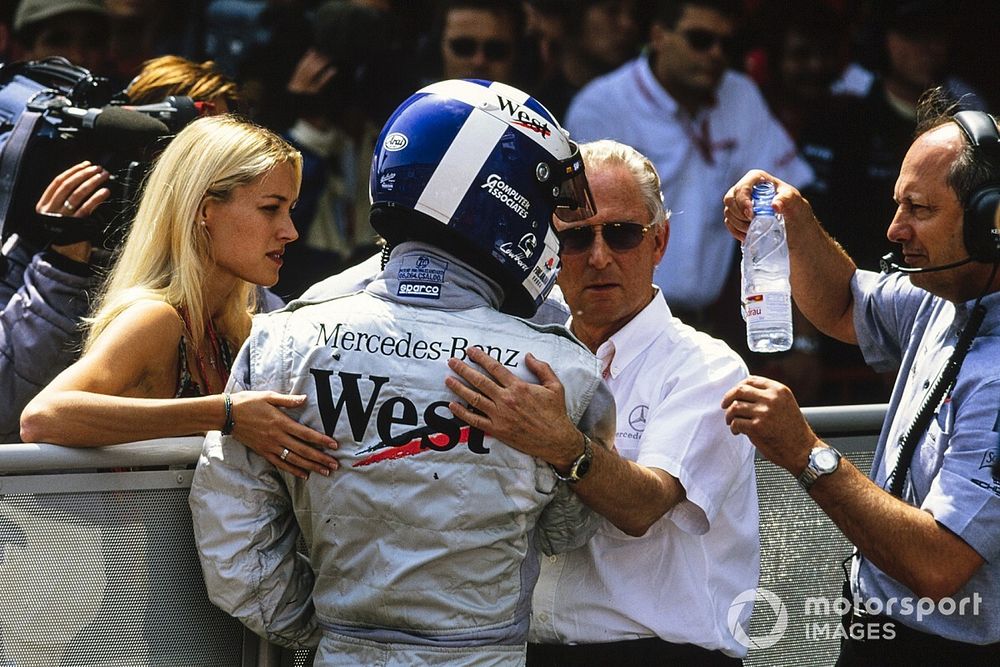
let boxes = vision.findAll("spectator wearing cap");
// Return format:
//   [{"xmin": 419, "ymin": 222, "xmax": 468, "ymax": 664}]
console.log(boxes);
[{"xmin": 11, "ymin": 0, "xmax": 108, "ymax": 73}]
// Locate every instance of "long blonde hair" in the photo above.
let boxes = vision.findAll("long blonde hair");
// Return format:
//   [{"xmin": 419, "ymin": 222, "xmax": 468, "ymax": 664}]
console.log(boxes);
[{"xmin": 84, "ymin": 115, "xmax": 302, "ymax": 354}]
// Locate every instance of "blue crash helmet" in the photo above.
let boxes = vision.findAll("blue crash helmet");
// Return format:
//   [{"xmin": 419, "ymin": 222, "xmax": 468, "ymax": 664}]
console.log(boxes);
[{"xmin": 369, "ymin": 79, "xmax": 596, "ymax": 317}]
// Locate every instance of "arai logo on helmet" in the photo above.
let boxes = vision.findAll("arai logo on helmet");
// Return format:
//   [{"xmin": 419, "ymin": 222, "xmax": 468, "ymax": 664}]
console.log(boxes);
[{"xmin": 384, "ymin": 132, "xmax": 408, "ymax": 151}]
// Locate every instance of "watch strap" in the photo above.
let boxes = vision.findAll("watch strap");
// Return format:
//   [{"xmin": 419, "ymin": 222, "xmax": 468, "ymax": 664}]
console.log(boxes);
[
  {"xmin": 552, "ymin": 433, "xmax": 593, "ymax": 483},
  {"xmin": 797, "ymin": 446, "xmax": 841, "ymax": 491}
]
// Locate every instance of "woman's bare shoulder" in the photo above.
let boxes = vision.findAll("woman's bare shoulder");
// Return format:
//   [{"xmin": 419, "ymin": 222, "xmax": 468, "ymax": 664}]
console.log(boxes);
[
  {"xmin": 94, "ymin": 300, "xmax": 186, "ymax": 352},
  {"xmin": 44, "ymin": 300, "xmax": 186, "ymax": 398}
]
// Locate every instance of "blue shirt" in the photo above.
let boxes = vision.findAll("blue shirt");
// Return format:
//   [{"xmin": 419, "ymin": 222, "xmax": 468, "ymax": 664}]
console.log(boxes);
[{"xmin": 851, "ymin": 269, "xmax": 1000, "ymax": 643}]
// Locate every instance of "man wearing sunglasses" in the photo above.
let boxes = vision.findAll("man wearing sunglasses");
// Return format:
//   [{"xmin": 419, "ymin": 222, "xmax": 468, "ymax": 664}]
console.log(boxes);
[
  {"xmin": 438, "ymin": 0, "xmax": 520, "ymax": 84},
  {"xmin": 563, "ymin": 0, "xmax": 812, "ymax": 331},
  {"xmin": 447, "ymin": 139, "xmax": 758, "ymax": 664}
]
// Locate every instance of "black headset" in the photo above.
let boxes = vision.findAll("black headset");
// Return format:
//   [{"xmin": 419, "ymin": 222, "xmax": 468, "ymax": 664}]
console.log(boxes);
[{"xmin": 953, "ymin": 110, "xmax": 1000, "ymax": 263}]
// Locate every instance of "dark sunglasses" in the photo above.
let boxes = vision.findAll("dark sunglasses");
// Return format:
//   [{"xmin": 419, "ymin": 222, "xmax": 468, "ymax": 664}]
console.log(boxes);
[
  {"xmin": 557, "ymin": 222, "xmax": 654, "ymax": 255},
  {"xmin": 680, "ymin": 28, "xmax": 734, "ymax": 54},
  {"xmin": 447, "ymin": 37, "xmax": 513, "ymax": 61}
]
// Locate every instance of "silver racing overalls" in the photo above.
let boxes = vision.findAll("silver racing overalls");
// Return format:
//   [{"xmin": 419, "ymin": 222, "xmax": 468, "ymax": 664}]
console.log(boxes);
[{"xmin": 190, "ymin": 243, "xmax": 616, "ymax": 666}]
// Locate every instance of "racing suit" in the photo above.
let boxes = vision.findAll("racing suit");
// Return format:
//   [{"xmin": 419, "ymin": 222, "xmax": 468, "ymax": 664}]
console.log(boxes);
[
  {"xmin": 190, "ymin": 243, "xmax": 616, "ymax": 666},
  {"xmin": 298, "ymin": 252, "xmax": 573, "ymax": 326}
]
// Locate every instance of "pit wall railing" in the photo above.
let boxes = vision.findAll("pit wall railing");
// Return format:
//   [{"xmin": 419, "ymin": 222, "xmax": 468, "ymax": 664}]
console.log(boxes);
[{"xmin": 0, "ymin": 404, "xmax": 887, "ymax": 667}]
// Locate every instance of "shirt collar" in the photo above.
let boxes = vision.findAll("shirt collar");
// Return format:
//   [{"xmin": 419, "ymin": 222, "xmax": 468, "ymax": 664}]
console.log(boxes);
[
  {"xmin": 634, "ymin": 55, "xmax": 679, "ymax": 116},
  {"xmin": 589, "ymin": 288, "xmax": 670, "ymax": 380},
  {"xmin": 635, "ymin": 54, "xmax": 719, "ymax": 121}
]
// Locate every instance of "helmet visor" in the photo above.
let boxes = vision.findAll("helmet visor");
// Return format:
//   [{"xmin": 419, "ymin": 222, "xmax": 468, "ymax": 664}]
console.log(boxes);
[{"xmin": 553, "ymin": 142, "xmax": 597, "ymax": 222}]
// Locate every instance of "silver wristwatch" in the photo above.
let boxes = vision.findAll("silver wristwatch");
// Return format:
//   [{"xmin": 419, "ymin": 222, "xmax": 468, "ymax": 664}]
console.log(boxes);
[
  {"xmin": 797, "ymin": 446, "xmax": 842, "ymax": 491},
  {"xmin": 552, "ymin": 434, "xmax": 594, "ymax": 484}
]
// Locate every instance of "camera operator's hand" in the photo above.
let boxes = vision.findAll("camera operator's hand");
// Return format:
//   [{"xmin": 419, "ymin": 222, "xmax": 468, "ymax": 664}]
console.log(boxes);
[{"xmin": 36, "ymin": 161, "xmax": 111, "ymax": 263}]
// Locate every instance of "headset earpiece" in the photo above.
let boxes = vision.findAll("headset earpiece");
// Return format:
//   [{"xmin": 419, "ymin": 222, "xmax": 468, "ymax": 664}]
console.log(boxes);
[
  {"xmin": 963, "ymin": 184, "xmax": 1000, "ymax": 262},
  {"xmin": 953, "ymin": 110, "xmax": 1000, "ymax": 262}
]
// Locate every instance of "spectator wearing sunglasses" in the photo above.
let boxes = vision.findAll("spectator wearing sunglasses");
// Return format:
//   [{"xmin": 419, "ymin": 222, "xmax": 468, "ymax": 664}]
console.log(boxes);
[
  {"xmin": 563, "ymin": 0, "xmax": 812, "ymax": 340},
  {"xmin": 437, "ymin": 0, "xmax": 521, "ymax": 84},
  {"xmin": 446, "ymin": 139, "xmax": 758, "ymax": 664}
]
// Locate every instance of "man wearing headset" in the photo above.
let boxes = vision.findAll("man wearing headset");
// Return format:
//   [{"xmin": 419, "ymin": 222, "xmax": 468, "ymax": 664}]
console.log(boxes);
[{"xmin": 721, "ymin": 90, "xmax": 1000, "ymax": 663}]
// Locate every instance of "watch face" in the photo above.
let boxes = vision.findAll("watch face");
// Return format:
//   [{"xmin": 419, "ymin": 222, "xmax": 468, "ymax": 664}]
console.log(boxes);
[
  {"xmin": 575, "ymin": 457, "xmax": 592, "ymax": 480},
  {"xmin": 814, "ymin": 448, "xmax": 840, "ymax": 473}
]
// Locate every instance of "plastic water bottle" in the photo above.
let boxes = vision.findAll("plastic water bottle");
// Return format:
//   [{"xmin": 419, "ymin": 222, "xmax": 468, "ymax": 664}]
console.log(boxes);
[{"xmin": 741, "ymin": 181, "xmax": 792, "ymax": 352}]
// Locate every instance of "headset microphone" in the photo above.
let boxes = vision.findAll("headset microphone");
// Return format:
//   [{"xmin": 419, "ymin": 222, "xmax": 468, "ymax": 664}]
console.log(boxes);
[{"xmin": 879, "ymin": 252, "xmax": 974, "ymax": 274}]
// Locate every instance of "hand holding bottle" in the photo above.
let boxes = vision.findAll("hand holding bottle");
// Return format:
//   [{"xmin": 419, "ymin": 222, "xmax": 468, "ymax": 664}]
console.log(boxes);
[{"xmin": 741, "ymin": 181, "xmax": 792, "ymax": 352}]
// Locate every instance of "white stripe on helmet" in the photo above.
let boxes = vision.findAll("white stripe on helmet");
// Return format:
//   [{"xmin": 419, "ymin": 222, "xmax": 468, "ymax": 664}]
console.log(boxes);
[
  {"xmin": 486, "ymin": 81, "xmax": 570, "ymax": 158},
  {"xmin": 414, "ymin": 82, "xmax": 532, "ymax": 223}
]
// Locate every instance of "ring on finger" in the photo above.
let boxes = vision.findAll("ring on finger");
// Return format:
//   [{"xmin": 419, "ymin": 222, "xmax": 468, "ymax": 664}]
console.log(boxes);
[
  {"xmin": 63, "ymin": 199, "xmax": 76, "ymax": 212},
  {"xmin": 280, "ymin": 447, "xmax": 290, "ymax": 461}
]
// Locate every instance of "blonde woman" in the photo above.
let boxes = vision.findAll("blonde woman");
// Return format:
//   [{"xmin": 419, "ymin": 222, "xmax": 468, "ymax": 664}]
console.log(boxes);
[
  {"xmin": 20, "ymin": 115, "xmax": 338, "ymax": 478},
  {"xmin": 1, "ymin": 56, "xmax": 258, "ymax": 443}
]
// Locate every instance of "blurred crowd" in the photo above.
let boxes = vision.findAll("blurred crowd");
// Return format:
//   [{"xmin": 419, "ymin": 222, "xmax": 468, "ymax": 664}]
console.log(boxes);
[{"xmin": 0, "ymin": 0, "xmax": 996, "ymax": 407}]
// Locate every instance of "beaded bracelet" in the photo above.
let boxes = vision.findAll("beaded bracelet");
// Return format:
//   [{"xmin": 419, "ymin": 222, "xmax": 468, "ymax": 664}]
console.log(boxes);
[{"xmin": 221, "ymin": 393, "xmax": 235, "ymax": 435}]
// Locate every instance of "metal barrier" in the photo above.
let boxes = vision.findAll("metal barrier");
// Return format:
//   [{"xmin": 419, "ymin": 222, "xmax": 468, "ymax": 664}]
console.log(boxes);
[
  {"xmin": 744, "ymin": 405, "xmax": 885, "ymax": 667},
  {"xmin": 0, "ymin": 405, "xmax": 886, "ymax": 666},
  {"xmin": 0, "ymin": 437, "xmax": 260, "ymax": 667}
]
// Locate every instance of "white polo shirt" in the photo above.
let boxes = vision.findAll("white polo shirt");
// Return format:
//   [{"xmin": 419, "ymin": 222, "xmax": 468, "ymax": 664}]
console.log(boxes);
[
  {"xmin": 565, "ymin": 57, "xmax": 814, "ymax": 310},
  {"xmin": 528, "ymin": 290, "xmax": 760, "ymax": 657}
]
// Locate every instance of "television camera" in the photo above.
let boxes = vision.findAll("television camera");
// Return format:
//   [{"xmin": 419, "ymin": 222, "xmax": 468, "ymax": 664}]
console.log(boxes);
[{"xmin": 0, "ymin": 57, "xmax": 202, "ymax": 252}]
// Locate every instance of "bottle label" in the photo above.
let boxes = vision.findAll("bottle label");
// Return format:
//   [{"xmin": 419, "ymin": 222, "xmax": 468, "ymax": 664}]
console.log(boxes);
[{"xmin": 744, "ymin": 291, "xmax": 791, "ymax": 324}]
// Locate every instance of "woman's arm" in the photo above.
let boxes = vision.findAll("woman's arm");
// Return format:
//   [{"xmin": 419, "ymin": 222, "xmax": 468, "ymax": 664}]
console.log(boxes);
[
  {"xmin": 19, "ymin": 301, "xmax": 339, "ymax": 477},
  {"xmin": 21, "ymin": 300, "xmax": 222, "ymax": 444}
]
